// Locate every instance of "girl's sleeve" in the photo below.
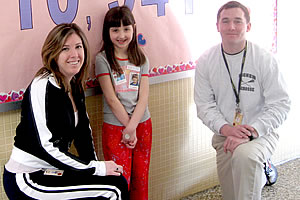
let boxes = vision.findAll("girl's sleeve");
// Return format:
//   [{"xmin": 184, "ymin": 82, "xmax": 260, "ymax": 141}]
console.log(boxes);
[
  {"xmin": 141, "ymin": 57, "xmax": 150, "ymax": 76},
  {"xmin": 95, "ymin": 52, "xmax": 110, "ymax": 78}
]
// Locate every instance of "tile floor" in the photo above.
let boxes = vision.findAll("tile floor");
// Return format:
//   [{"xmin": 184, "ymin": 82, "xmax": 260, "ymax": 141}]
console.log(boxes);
[{"xmin": 181, "ymin": 158, "xmax": 300, "ymax": 200}]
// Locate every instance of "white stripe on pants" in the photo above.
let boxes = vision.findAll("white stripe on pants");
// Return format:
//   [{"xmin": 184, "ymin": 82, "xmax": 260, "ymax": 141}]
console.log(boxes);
[{"xmin": 16, "ymin": 173, "xmax": 121, "ymax": 200}]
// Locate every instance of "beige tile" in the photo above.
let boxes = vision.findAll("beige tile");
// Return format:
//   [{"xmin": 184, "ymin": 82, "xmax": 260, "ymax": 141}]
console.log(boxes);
[{"xmin": 0, "ymin": 77, "xmax": 299, "ymax": 200}]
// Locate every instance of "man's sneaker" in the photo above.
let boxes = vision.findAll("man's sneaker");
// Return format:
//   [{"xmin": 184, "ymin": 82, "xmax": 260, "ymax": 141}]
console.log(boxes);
[{"xmin": 264, "ymin": 159, "xmax": 278, "ymax": 186}]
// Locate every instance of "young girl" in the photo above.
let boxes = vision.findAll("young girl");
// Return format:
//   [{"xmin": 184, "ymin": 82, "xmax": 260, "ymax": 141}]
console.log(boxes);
[{"xmin": 95, "ymin": 6, "xmax": 152, "ymax": 200}]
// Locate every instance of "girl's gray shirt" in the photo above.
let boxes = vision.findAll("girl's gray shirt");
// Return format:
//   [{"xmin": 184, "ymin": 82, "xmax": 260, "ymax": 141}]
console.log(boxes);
[{"xmin": 95, "ymin": 51, "xmax": 151, "ymax": 126}]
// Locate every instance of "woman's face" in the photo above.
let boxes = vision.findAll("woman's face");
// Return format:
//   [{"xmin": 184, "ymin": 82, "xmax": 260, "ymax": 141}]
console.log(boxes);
[
  {"xmin": 56, "ymin": 33, "xmax": 84, "ymax": 82},
  {"xmin": 109, "ymin": 22, "xmax": 134, "ymax": 52}
]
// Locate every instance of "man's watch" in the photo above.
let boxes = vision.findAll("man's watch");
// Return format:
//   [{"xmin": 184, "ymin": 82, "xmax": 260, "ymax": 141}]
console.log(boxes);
[{"xmin": 248, "ymin": 132, "xmax": 257, "ymax": 141}]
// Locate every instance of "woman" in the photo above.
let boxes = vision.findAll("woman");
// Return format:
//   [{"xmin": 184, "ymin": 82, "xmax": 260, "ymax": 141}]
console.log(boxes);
[{"xmin": 3, "ymin": 23, "xmax": 129, "ymax": 200}]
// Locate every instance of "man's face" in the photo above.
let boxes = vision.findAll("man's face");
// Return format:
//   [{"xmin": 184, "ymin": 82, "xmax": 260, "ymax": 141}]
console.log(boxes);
[{"xmin": 217, "ymin": 7, "xmax": 251, "ymax": 46}]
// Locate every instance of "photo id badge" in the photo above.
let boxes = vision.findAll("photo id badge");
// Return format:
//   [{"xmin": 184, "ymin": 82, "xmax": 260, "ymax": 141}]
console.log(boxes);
[
  {"xmin": 112, "ymin": 71, "xmax": 126, "ymax": 85},
  {"xmin": 233, "ymin": 108, "xmax": 243, "ymax": 126},
  {"xmin": 44, "ymin": 169, "xmax": 64, "ymax": 176}
]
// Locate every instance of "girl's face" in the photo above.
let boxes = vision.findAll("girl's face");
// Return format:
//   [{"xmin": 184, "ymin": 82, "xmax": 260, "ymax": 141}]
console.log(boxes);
[
  {"xmin": 56, "ymin": 33, "xmax": 84, "ymax": 82},
  {"xmin": 109, "ymin": 22, "xmax": 134, "ymax": 52}
]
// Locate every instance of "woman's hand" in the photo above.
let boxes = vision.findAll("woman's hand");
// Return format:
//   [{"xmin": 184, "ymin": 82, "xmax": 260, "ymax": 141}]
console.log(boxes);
[{"xmin": 104, "ymin": 161, "xmax": 123, "ymax": 176}]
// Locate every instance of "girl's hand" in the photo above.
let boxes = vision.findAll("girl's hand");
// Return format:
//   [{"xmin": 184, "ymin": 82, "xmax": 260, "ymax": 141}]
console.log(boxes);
[
  {"xmin": 125, "ymin": 135, "xmax": 137, "ymax": 149},
  {"xmin": 121, "ymin": 129, "xmax": 137, "ymax": 149},
  {"xmin": 104, "ymin": 161, "xmax": 123, "ymax": 176}
]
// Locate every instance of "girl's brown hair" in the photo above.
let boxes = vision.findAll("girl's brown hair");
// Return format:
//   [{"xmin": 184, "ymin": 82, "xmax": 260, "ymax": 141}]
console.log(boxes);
[
  {"xmin": 36, "ymin": 23, "xmax": 90, "ymax": 92},
  {"xmin": 101, "ymin": 6, "xmax": 146, "ymax": 75}
]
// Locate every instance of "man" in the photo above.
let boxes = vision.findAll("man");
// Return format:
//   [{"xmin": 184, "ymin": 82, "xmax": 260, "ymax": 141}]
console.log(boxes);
[{"xmin": 194, "ymin": 1, "xmax": 291, "ymax": 200}]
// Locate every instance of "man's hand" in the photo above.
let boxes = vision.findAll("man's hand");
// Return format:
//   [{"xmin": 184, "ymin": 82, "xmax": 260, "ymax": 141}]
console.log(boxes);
[
  {"xmin": 223, "ymin": 136, "xmax": 249, "ymax": 153},
  {"xmin": 220, "ymin": 124, "xmax": 259, "ymax": 153},
  {"xmin": 220, "ymin": 124, "xmax": 255, "ymax": 139}
]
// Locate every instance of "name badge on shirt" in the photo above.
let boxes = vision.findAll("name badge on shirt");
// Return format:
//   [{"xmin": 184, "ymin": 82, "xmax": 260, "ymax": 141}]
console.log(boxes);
[
  {"xmin": 44, "ymin": 169, "xmax": 64, "ymax": 176},
  {"xmin": 233, "ymin": 107, "xmax": 243, "ymax": 126},
  {"xmin": 112, "ymin": 71, "xmax": 126, "ymax": 86}
]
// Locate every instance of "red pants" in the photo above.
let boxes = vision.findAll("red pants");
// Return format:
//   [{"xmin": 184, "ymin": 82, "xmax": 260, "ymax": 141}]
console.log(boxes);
[{"xmin": 102, "ymin": 118, "xmax": 152, "ymax": 200}]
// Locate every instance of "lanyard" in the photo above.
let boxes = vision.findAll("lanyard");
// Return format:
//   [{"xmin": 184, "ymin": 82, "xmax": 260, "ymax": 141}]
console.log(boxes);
[{"xmin": 221, "ymin": 41, "xmax": 247, "ymax": 107}]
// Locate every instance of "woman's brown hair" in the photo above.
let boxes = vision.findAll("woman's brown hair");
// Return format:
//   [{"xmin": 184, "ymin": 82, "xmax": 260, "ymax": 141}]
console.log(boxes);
[{"xmin": 36, "ymin": 23, "xmax": 91, "ymax": 92}]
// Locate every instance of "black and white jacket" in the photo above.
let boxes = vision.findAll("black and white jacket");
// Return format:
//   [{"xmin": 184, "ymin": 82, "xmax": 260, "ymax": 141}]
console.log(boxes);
[{"xmin": 11, "ymin": 74, "xmax": 105, "ymax": 176}]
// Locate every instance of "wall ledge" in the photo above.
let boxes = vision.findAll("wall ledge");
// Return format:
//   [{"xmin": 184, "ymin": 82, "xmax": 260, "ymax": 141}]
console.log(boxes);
[{"xmin": 0, "ymin": 70, "xmax": 195, "ymax": 112}]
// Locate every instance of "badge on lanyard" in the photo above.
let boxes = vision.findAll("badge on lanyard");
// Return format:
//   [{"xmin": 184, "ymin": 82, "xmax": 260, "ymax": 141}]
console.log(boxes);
[
  {"xmin": 221, "ymin": 41, "xmax": 247, "ymax": 127},
  {"xmin": 233, "ymin": 106, "xmax": 243, "ymax": 126}
]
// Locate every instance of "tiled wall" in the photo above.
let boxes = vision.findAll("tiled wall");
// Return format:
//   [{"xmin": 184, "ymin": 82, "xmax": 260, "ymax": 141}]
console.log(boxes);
[{"xmin": 1, "ymin": 77, "xmax": 299, "ymax": 200}]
